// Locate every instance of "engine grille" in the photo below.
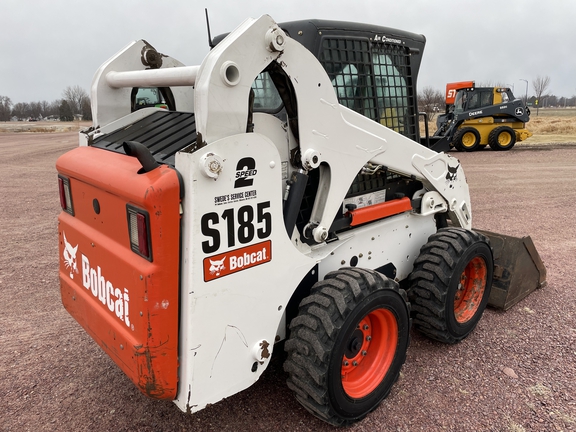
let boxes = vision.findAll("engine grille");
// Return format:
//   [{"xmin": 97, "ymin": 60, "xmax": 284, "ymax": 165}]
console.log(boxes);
[{"xmin": 92, "ymin": 111, "xmax": 196, "ymax": 166}]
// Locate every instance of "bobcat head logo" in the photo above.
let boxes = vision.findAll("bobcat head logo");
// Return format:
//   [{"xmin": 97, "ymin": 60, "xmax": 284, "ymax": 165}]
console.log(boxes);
[
  {"xmin": 446, "ymin": 162, "xmax": 460, "ymax": 185},
  {"xmin": 63, "ymin": 232, "xmax": 79, "ymax": 279},
  {"xmin": 209, "ymin": 257, "xmax": 226, "ymax": 276}
]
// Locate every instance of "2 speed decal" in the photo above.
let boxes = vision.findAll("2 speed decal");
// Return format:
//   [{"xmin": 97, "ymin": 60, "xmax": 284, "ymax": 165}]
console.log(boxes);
[{"xmin": 234, "ymin": 157, "xmax": 257, "ymax": 188}]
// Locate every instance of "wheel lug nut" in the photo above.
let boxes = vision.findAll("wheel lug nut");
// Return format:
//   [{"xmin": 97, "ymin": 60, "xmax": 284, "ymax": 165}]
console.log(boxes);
[
  {"xmin": 352, "ymin": 361, "xmax": 358, "ymax": 366},
  {"xmin": 362, "ymin": 350, "xmax": 367, "ymax": 356},
  {"xmin": 363, "ymin": 324, "xmax": 369, "ymax": 330},
  {"xmin": 343, "ymin": 360, "xmax": 349, "ymax": 366},
  {"xmin": 366, "ymin": 336, "xmax": 372, "ymax": 341}
]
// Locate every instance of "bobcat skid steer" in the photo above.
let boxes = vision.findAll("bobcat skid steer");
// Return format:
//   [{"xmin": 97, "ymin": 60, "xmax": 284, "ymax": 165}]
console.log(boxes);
[{"xmin": 56, "ymin": 15, "xmax": 546, "ymax": 426}]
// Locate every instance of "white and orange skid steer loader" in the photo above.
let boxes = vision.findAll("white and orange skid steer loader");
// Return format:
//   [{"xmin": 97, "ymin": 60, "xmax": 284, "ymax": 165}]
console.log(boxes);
[{"xmin": 56, "ymin": 15, "xmax": 546, "ymax": 426}]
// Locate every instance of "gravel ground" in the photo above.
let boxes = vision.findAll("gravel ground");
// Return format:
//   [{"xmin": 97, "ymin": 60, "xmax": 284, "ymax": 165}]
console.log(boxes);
[{"xmin": 1, "ymin": 133, "xmax": 575, "ymax": 432}]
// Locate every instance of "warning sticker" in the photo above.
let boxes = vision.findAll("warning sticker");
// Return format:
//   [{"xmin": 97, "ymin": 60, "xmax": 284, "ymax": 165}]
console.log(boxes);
[{"xmin": 342, "ymin": 190, "xmax": 387, "ymax": 214}]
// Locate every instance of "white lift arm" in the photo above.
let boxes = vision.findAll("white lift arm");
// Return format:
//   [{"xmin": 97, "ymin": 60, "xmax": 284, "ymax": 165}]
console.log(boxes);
[
  {"xmin": 91, "ymin": 15, "xmax": 471, "ymax": 231},
  {"xmin": 192, "ymin": 15, "xmax": 471, "ymax": 232}
]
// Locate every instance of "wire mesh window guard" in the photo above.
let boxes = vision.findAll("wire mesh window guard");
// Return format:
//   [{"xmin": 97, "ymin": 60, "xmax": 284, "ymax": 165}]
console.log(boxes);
[{"xmin": 320, "ymin": 37, "xmax": 418, "ymax": 142}]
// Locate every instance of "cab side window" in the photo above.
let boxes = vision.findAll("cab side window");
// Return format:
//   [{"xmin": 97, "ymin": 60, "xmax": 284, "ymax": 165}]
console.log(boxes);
[
  {"xmin": 480, "ymin": 91, "xmax": 493, "ymax": 108},
  {"xmin": 372, "ymin": 53, "xmax": 409, "ymax": 135},
  {"xmin": 251, "ymin": 72, "xmax": 283, "ymax": 112}
]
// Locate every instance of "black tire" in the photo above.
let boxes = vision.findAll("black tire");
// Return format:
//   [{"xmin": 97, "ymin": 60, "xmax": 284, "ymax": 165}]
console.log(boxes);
[
  {"xmin": 488, "ymin": 126, "xmax": 516, "ymax": 151},
  {"xmin": 408, "ymin": 228, "xmax": 493, "ymax": 344},
  {"xmin": 453, "ymin": 127, "xmax": 481, "ymax": 152},
  {"xmin": 284, "ymin": 268, "xmax": 411, "ymax": 426}
]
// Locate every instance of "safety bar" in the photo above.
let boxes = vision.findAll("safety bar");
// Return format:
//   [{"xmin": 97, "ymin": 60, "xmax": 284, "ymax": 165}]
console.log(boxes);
[{"xmin": 106, "ymin": 66, "xmax": 200, "ymax": 89}]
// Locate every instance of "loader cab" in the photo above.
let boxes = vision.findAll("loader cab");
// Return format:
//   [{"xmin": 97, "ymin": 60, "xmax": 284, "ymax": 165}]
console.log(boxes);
[
  {"xmin": 283, "ymin": 20, "xmax": 425, "ymax": 142},
  {"xmin": 453, "ymin": 87, "xmax": 515, "ymax": 114},
  {"xmin": 216, "ymin": 20, "xmax": 426, "ymax": 143}
]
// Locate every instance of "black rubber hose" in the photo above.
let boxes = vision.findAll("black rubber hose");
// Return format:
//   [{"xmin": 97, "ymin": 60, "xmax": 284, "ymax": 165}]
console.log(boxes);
[
  {"xmin": 283, "ymin": 170, "xmax": 308, "ymax": 236},
  {"xmin": 123, "ymin": 141, "xmax": 160, "ymax": 173}
]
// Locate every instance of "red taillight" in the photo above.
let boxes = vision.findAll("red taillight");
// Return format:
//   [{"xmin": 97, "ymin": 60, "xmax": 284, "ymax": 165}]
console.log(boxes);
[
  {"xmin": 58, "ymin": 175, "xmax": 74, "ymax": 215},
  {"xmin": 58, "ymin": 177, "xmax": 66, "ymax": 208},
  {"xmin": 127, "ymin": 205, "xmax": 152, "ymax": 261},
  {"xmin": 137, "ymin": 213, "xmax": 149, "ymax": 257}
]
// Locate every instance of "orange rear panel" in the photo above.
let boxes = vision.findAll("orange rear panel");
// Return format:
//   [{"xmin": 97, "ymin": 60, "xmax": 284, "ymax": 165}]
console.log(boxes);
[
  {"xmin": 57, "ymin": 146, "xmax": 181, "ymax": 399},
  {"xmin": 445, "ymin": 81, "xmax": 475, "ymax": 105}
]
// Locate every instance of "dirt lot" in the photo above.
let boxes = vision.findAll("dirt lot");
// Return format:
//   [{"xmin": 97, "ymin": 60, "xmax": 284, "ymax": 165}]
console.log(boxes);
[{"xmin": 1, "ymin": 132, "xmax": 575, "ymax": 431}]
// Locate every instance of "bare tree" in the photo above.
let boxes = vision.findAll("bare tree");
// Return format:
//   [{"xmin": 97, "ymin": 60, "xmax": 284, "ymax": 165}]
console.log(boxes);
[
  {"xmin": 48, "ymin": 100, "xmax": 62, "ymax": 117},
  {"xmin": 532, "ymin": 75, "xmax": 551, "ymax": 116},
  {"xmin": 418, "ymin": 86, "xmax": 444, "ymax": 121},
  {"xmin": 28, "ymin": 101, "xmax": 42, "ymax": 119},
  {"xmin": 0, "ymin": 96, "xmax": 12, "ymax": 121},
  {"xmin": 12, "ymin": 102, "xmax": 31, "ymax": 120},
  {"xmin": 39, "ymin": 101, "xmax": 51, "ymax": 116},
  {"xmin": 62, "ymin": 85, "xmax": 89, "ymax": 115}
]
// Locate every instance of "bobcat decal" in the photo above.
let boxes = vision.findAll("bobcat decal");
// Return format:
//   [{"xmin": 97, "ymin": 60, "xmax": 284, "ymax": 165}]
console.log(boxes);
[
  {"xmin": 63, "ymin": 232, "xmax": 79, "ymax": 279},
  {"xmin": 446, "ymin": 163, "xmax": 460, "ymax": 182},
  {"xmin": 445, "ymin": 162, "xmax": 461, "ymax": 189},
  {"xmin": 209, "ymin": 257, "xmax": 226, "ymax": 276}
]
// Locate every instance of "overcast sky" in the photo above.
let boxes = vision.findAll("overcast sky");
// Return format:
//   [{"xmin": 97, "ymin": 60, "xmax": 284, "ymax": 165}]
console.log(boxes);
[{"xmin": 2, "ymin": 0, "xmax": 575, "ymax": 105}]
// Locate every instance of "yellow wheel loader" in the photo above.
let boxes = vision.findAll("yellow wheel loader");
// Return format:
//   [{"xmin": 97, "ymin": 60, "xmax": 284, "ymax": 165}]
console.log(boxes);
[
  {"xmin": 433, "ymin": 81, "xmax": 533, "ymax": 151},
  {"xmin": 56, "ymin": 15, "xmax": 545, "ymax": 426}
]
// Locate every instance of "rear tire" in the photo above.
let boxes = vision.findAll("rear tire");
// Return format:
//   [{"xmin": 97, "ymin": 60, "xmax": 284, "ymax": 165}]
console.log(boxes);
[
  {"xmin": 408, "ymin": 228, "xmax": 493, "ymax": 344},
  {"xmin": 284, "ymin": 268, "xmax": 410, "ymax": 426},
  {"xmin": 454, "ymin": 127, "xmax": 481, "ymax": 152},
  {"xmin": 488, "ymin": 126, "xmax": 516, "ymax": 151}
]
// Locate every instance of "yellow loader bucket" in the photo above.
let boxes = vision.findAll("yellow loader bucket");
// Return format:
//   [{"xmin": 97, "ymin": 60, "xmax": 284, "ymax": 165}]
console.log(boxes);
[{"xmin": 477, "ymin": 230, "xmax": 547, "ymax": 310}]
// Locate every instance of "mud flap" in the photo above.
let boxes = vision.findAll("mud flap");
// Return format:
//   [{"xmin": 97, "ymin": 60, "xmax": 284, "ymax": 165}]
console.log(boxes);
[{"xmin": 476, "ymin": 230, "xmax": 547, "ymax": 310}]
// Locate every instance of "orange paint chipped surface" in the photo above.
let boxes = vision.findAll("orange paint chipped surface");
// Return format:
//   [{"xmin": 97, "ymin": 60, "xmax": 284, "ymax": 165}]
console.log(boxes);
[{"xmin": 57, "ymin": 147, "xmax": 181, "ymax": 399}]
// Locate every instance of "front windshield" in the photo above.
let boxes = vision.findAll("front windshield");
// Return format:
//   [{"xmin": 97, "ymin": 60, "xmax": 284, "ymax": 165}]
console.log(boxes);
[{"xmin": 453, "ymin": 91, "xmax": 466, "ymax": 113}]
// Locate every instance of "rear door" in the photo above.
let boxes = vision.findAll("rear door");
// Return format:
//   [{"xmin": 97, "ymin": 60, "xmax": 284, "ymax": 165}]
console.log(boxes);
[{"xmin": 57, "ymin": 146, "xmax": 181, "ymax": 399}]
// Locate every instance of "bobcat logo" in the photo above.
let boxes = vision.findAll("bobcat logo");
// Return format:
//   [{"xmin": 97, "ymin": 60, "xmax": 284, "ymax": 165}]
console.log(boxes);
[
  {"xmin": 63, "ymin": 232, "xmax": 79, "ymax": 279},
  {"xmin": 209, "ymin": 257, "xmax": 226, "ymax": 276},
  {"xmin": 446, "ymin": 163, "xmax": 460, "ymax": 182}
]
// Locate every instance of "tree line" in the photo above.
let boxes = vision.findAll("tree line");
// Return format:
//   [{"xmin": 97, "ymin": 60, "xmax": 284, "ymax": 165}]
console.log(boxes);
[
  {"xmin": 0, "ymin": 85, "xmax": 91, "ymax": 122},
  {"xmin": 418, "ymin": 75, "xmax": 575, "ymax": 120}
]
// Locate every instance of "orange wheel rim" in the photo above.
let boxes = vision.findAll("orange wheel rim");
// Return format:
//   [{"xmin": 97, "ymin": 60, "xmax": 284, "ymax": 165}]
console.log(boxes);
[
  {"xmin": 341, "ymin": 309, "xmax": 397, "ymax": 398},
  {"xmin": 454, "ymin": 257, "xmax": 487, "ymax": 323}
]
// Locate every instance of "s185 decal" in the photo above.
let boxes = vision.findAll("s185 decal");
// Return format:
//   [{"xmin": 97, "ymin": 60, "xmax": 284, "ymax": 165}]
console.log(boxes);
[{"xmin": 201, "ymin": 201, "xmax": 271, "ymax": 254}]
